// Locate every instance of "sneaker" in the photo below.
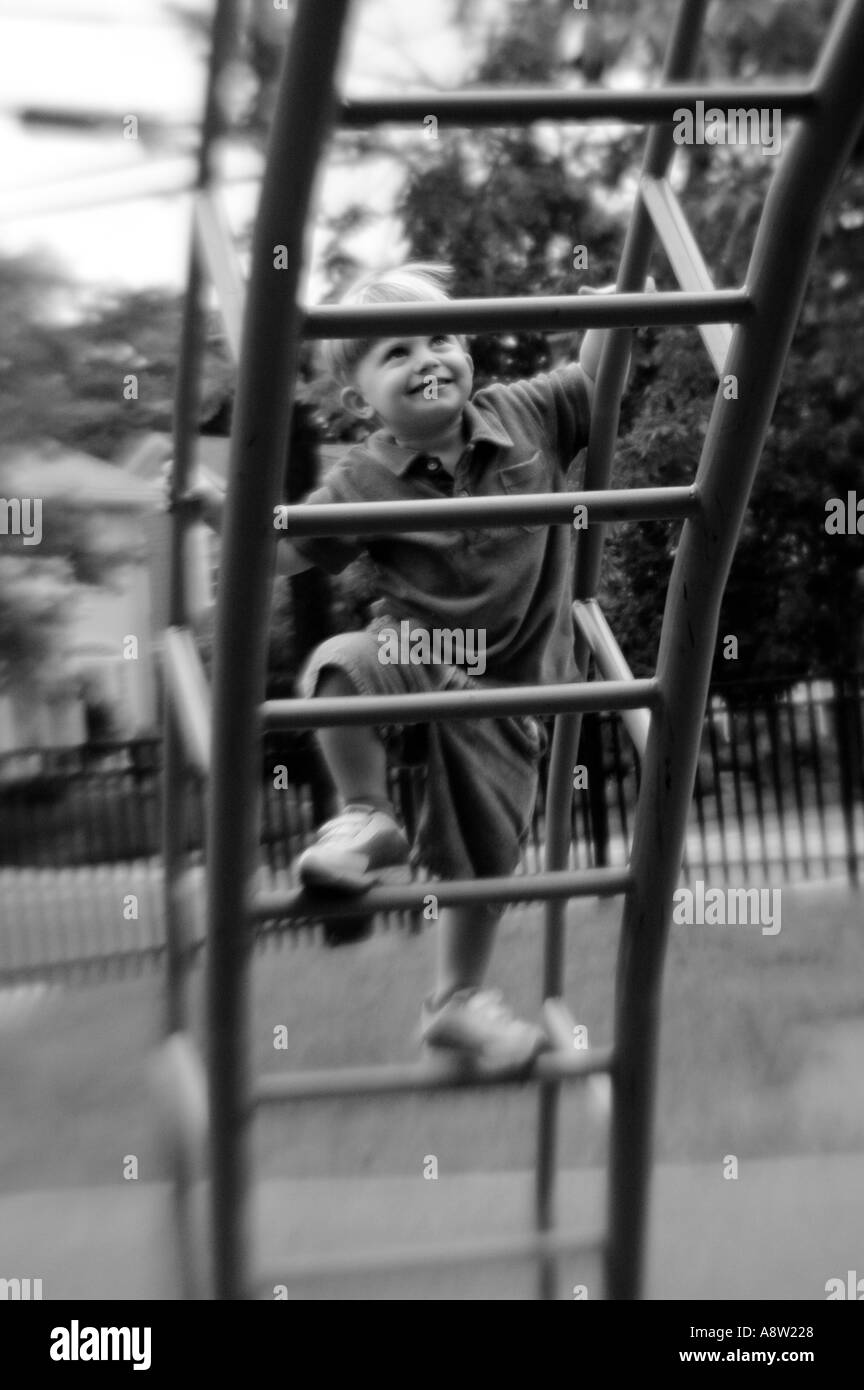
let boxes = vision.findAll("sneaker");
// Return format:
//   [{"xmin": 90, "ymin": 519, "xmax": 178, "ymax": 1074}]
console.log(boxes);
[
  {"xmin": 296, "ymin": 803, "xmax": 410, "ymax": 893},
  {"xmin": 420, "ymin": 987, "xmax": 548, "ymax": 1070}
]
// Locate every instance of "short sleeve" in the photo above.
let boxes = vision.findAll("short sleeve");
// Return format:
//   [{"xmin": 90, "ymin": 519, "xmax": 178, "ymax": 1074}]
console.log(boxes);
[{"xmin": 284, "ymin": 469, "xmax": 365, "ymax": 576}]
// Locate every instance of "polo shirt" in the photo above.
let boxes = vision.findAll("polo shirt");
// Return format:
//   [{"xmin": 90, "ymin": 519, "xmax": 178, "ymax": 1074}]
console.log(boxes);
[{"xmin": 292, "ymin": 362, "xmax": 591, "ymax": 685}]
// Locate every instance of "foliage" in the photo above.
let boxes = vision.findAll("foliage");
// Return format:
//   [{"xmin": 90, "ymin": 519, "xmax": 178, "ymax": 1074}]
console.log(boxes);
[
  {"xmin": 604, "ymin": 145, "xmax": 864, "ymax": 683},
  {"xmin": 0, "ymin": 256, "xmax": 233, "ymax": 461},
  {"xmin": 0, "ymin": 253, "xmax": 233, "ymax": 687},
  {"xmin": 388, "ymin": 0, "xmax": 864, "ymax": 685},
  {"xmin": 6, "ymin": 0, "xmax": 862, "ymax": 694},
  {"xmin": 0, "ymin": 552, "xmax": 75, "ymax": 691}
]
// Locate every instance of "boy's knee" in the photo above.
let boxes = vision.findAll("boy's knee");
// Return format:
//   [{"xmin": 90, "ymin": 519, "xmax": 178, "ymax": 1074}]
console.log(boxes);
[
  {"xmin": 298, "ymin": 630, "xmax": 380, "ymax": 701},
  {"xmin": 315, "ymin": 667, "xmax": 357, "ymax": 699}
]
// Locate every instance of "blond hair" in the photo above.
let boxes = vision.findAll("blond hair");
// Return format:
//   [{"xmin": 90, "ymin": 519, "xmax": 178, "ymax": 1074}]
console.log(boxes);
[{"xmin": 319, "ymin": 262, "xmax": 464, "ymax": 385}]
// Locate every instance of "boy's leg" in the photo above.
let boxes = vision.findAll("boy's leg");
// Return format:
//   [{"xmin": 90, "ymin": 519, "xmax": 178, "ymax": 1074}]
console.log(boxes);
[
  {"xmin": 294, "ymin": 635, "xmax": 412, "ymax": 892},
  {"xmin": 417, "ymin": 706, "xmax": 550, "ymax": 1066},
  {"xmin": 315, "ymin": 669, "xmax": 390, "ymax": 811},
  {"xmin": 423, "ymin": 899, "xmax": 546, "ymax": 1066},
  {"xmin": 432, "ymin": 901, "xmax": 500, "ymax": 1003}
]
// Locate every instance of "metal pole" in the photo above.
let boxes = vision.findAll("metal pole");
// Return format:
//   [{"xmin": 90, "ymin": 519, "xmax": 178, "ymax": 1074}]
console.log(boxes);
[
  {"xmin": 161, "ymin": 0, "xmax": 240, "ymax": 1305},
  {"xmin": 163, "ymin": 0, "xmax": 238, "ymax": 1039},
  {"xmin": 337, "ymin": 86, "xmax": 815, "ymax": 127},
  {"xmin": 535, "ymin": 710, "xmax": 582, "ymax": 1299},
  {"xmin": 536, "ymin": 0, "xmax": 712, "ymax": 1301},
  {"xmin": 606, "ymin": 0, "xmax": 864, "ymax": 1300},
  {"xmin": 206, "ymin": 0, "xmax": 352, "ymax": 1300}
]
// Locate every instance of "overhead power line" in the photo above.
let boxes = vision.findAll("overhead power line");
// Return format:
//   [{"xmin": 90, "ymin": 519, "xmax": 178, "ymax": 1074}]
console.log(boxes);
[{"xmin": 0, "ymin": 156, "xmax": 262, "ymax": 223}]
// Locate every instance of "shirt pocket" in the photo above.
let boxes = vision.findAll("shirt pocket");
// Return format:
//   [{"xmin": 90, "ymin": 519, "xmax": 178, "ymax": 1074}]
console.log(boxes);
[{"xmin": 498, "ymin": 454, "xmax": 548, "ymax": 532}]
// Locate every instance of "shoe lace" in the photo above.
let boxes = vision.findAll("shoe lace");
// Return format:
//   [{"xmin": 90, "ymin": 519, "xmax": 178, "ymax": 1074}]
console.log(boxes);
[
  {"xmin": 315, "ymin": 805, "xmax": 378, "ymax": 842},
  {"xmin": 466, "ymin": 988, "xmax": 512, "ymax": 1022}
]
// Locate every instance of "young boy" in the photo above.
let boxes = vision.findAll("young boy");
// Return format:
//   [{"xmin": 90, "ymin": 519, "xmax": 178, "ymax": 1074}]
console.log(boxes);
[
  {"xmin": 272, "ymin": 262, "xmax": 609, "ymax": 1069},
  {"xmin": 183, "ymin": 263, "xmax": 615, "ymax": 1066}
]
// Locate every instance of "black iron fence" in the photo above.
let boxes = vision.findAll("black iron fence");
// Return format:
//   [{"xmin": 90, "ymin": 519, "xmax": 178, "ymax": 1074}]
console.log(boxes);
[
  {"xmin": 545, "ymin": 670, "xmax": 864, "ymax": 887},
  {"xmin": 0, "ymin": 672, "xmax": 861, "ymax": 982}
]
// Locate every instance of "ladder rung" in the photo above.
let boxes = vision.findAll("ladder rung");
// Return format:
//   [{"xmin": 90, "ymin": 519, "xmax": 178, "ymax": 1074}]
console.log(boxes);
[
  {"xmin": 196, "ymin": 265, "xmax": 747, "ymax": 350},
  {"xmin": 257, "ymin": 1226, "xmax": 604, "ymax": 1288},
  {"xmin": 640, "ymin": 176, "xmax": 733, "ymax": 375},
  {"xmin": 302, "ymin": 289, "xmax": 752, "ymax": 339},
  {"xmin": 194, "ymin": 187, "xmax": 245, "ymax": 363},
  {"xmin": 255, "ymin": 1045, "xmax": 614, "ymax": 1104},
  {"xmin": 573, "ymin": 600, "xmax": 651, "ymax": 759},
  {"xmin": 261, "ymin": 679, "xmax": 658, "ymax": 731},
  {"xmin": 163, "ymin": 626, "xmax": 211, "ymax": 776},
  {"xmin": 194, "ymin": 254, "xmax": 747, "ymax": 352},
  {"xmin": 276, "ymin": 485, "xmax": 700, "ymax": 538},
  {"xmin": 338, "ymin": 85, "xmax": 815, "ymax": 128},
  {"xmin": 251, "ymin": 867, "xmax": 633, "ymax": 924}
]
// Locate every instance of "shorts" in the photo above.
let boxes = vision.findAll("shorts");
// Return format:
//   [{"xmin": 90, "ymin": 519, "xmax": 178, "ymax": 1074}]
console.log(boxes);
[{"xmin": 297, "ymin": 619, "xmax": 548, "ymax": 881}]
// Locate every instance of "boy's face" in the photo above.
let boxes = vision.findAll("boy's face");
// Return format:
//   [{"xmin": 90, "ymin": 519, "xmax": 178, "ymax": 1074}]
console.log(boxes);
[{"xmin": 342, "ymin": 333, "xmax": 474, "ymax": 442}]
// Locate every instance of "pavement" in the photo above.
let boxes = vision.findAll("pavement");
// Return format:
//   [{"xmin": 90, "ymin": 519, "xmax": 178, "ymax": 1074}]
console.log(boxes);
[
  {"xmin": 1, "ymin": 1153, "xmax": 862, "ymax": 1300},
  {"xmin": 1, "ymin": 840, "xmax": 861, "ymax": 1300}
]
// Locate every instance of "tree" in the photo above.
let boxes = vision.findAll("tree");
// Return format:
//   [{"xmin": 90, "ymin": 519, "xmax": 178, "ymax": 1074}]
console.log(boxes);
[
  {"xmin": 603, "ymin": 97, "xmax": 864, "ymax": 685},
  {"xmin": 388, "ymin": 0, "xmax": 864, "ymax": 685},
  {"xmin": 0, "ymin": 552, "xmax": 74, "ymax": 691},
  {"xmin": 0, "ymin": 252, "xmax": 234, "ymax": 686},
  {"xmin": 0, "ymin": 251, "xmax": 233, "ymax": 460},
  {"xmin": 155, "ymin": 2, "xmax": 864, "ymax": 690}
]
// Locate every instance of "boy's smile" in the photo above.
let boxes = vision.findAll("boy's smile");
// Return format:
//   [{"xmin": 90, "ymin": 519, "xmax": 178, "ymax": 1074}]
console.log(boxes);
[{"xmin": 342, "ymin": 333, "xmax": 474, "ymax": 453}]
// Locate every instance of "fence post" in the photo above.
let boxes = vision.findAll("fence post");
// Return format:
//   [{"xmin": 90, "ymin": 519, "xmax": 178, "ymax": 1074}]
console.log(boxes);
[
  {"xmin": 583, "ymin": 713, "xmax": 609, "ymax": 866},
  {"xmin": 834, "ymin": 674, "xmax": 859, "ymax": 888}
]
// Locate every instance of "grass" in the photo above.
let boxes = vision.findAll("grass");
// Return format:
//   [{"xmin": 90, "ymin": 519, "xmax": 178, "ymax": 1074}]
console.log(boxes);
[{"xmin": 1, "ymin": 881, "xmax": 863, "ymax": 1194}]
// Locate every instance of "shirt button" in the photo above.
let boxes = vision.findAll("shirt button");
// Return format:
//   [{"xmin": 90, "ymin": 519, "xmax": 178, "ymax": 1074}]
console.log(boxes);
[
  {"xmin": 457, "ymin": 487, "xmax": 470, "ymax": 497},
  {"xmin": 427, "ymin": 458, "xmax": 440, "ymax": 473}
]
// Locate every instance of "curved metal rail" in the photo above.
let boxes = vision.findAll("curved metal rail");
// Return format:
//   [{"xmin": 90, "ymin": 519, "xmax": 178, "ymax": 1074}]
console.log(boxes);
[{"xmin": 160, "ymin": 0, "xmax": 864, "ymax": 1300}]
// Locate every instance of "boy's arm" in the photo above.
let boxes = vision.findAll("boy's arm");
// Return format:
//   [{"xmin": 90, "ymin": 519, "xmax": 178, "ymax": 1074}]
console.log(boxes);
[
  {"xmin": 162, "ymin": 464, "xmax": 226, "ymax": 532},
  {"xmin": 202, "ymin": 487, "xmax": 315, "ymax": 576},
  {"xmin": 275, "ymin": 539, "xmax": 316, "ymax": 576},
  {"xmin": 162, "ymin": 465, "xmax": 317, "ymax": 576}
]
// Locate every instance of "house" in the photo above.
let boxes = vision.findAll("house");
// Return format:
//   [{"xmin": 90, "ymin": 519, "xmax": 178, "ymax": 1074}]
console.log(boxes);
[
  {"xmin": 0, "ymin": 445, "xmax": 162, "ymax": 763},
  {"xmin": 125, "ymin": 428, "xmax": 349, "ymax": 627},
  {"xmin": 0, "ymin": 425, "xmax": 351, "ymax": 770}
]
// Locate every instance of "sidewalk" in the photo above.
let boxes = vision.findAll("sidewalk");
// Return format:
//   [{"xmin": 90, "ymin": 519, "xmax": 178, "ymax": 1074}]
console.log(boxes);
[{"xmin": 1, "ymin": 1153, "xmax": 861, "ymax": 1300}]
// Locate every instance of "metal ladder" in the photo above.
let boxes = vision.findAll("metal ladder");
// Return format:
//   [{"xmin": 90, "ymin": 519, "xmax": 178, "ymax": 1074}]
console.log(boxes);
[{"xmin": 159, "ymin": 0, "xmax": 864, "ymax": 1300}]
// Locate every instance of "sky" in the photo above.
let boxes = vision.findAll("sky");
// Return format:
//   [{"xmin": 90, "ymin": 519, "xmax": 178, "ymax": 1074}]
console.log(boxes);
[{"xmin": 0, "ymin": 0, "xmax": 497, "ymax": 296}]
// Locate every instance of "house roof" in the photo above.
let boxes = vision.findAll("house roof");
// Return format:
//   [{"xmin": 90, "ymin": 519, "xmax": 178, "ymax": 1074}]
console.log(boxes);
[
  {"xmin": 194, "ymin": 435, "xmax": 349, "ymax": 484},
  {"xmin": 120, "ymin": 431, "xmax": 349, "ymax": 490},
  {"xmin": 1, "ymin": 444, "xmax": 161, "ymax": 513}
]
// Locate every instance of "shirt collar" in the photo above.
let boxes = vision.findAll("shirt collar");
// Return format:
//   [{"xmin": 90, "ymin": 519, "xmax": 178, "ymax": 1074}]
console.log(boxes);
[{"xmin": 365, "ymin": 399, "xmax": 514, "ymax": 476}]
